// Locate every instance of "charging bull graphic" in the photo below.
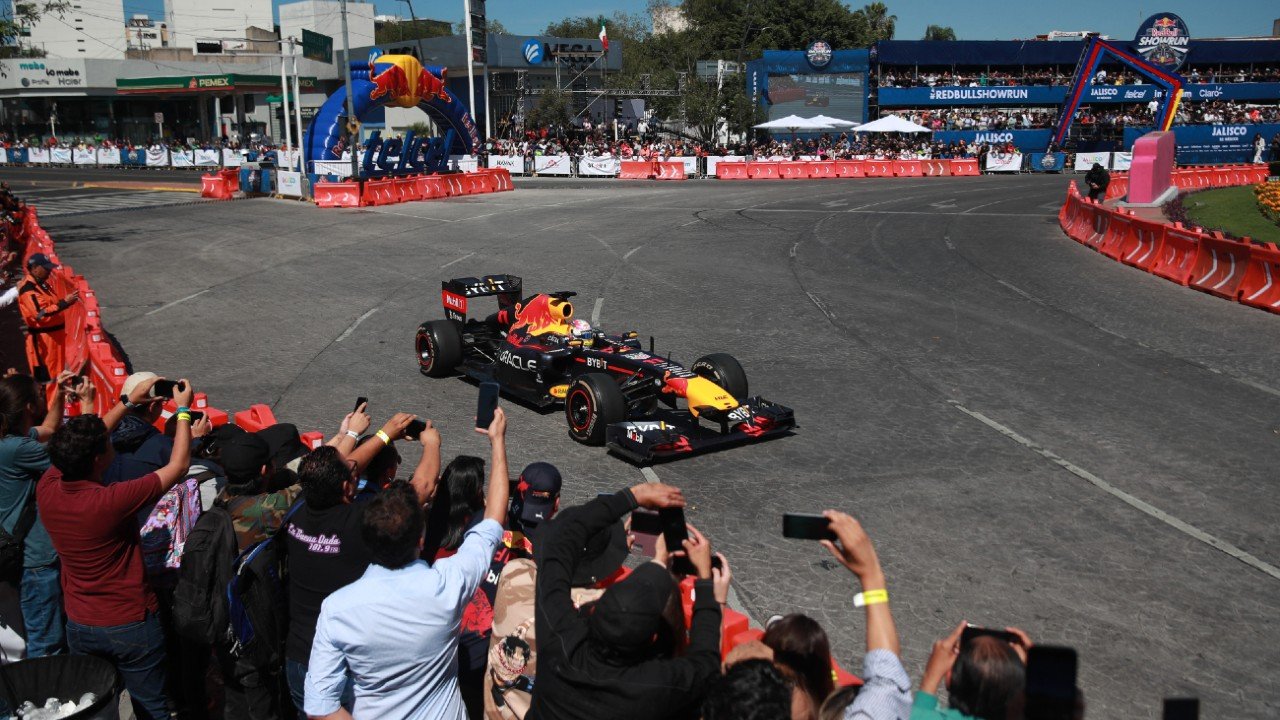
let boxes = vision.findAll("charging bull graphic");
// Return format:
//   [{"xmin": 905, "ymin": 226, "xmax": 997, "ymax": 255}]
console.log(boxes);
[{"xmin": 305, "ymin": 51, "xmax": 479, "ymax": 177}]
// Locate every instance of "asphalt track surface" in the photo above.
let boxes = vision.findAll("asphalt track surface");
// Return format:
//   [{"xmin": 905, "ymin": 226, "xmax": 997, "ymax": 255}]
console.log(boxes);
[{"xmin": 27, "ymin": 174, "xmax": 1280, "ymax": 718}]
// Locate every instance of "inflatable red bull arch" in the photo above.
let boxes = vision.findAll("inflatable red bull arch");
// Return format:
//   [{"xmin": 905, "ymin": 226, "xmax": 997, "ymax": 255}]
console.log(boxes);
[{"xmin": 304, "ymin": 50, "xmax": 480, "ymax": 177}]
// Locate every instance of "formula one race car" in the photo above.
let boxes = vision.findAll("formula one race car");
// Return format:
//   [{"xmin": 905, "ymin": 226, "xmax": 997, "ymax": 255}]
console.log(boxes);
[{"xmin": 415, "ymin": 274, "xmax": 795, "ymax": 461}]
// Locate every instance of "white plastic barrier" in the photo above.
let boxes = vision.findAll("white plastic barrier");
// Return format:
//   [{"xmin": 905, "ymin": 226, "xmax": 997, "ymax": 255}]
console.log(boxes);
[
  {"xmin": 73, "ymin": 149, "xmax": 96, "ymax": 166},
  {"xmin": 534, "ymin": 155, "xmax": 572, "ymax": 175},
  {"xmin": 579, "ymin": 155, "xmax": 620, "ymax": 176},
  {"xmin": 1111, "ymin": 152, "xmax": 1133, "ymax": 171},
  {"xmin": 96, "ymin": 148, "xmax": 121, "ymax": 165},
  {"xmin": 145, "ymin": 148, "xmax": 168, "ymax": 167},
  {"xmin": 194, "ymin": 149, "xmax": 220, "ymax": 167},
  {"xmin": 490, "ymin": 155, "xmax": 525, "ymax": 174},
  {"xmin": 1075, "ymin": 151, "xmax": 1111, "ymax": 171},
  {"xmin": 448, "ymin": 154, "xmax": 479, "ymax": 173},
  {"xmin": 984, "ymin": 152, "xmax": 1023, "ymax": 172},
  {"xmin": 51, "ymin": 148, "xmax": 72, "ymax": 164}
]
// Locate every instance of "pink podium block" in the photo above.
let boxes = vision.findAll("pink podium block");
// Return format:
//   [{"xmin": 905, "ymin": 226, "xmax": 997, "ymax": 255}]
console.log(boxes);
[{"xmin": 1128, "ymin": 131, "xmax": 1176, "ymax": 205}]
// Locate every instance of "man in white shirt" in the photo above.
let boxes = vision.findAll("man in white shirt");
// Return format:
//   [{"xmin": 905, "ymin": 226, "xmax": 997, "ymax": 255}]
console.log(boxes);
[{"xmin": 305, "ymin": 410, "xmax": 510, "ymax": 720}]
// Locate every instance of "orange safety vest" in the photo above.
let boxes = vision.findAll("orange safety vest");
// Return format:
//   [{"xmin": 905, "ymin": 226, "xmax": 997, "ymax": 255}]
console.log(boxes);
[{"xmin": 17, "ymin": 272, "xmax": 68, "ymax": 383}]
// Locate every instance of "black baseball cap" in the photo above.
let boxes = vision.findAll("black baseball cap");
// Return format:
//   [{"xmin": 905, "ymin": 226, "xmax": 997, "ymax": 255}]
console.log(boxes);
[
  {"xmin": 26, "ymin": 253, "xmax": 56, "ymax": 270},
  {"xmin": 220, "ymin": 432, "xmax": 271, "ymax": 482},
  {"xmin": 517, "ymin": 462, "xmax": 562, "ymax": 524}
]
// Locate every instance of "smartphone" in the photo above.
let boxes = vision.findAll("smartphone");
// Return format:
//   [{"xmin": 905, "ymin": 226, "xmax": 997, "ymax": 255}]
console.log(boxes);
[
  {"xmin": 1024, "ymin": 645, "xmax": 1077, "ymax": 720},
  {"xmin": 960, "ymin": 624, "xmax": 1021, "ymax": 649},
  {"xmin": 658, "ymin": 507, "xmax": 699, "ymax": 576},
  {"xmin": 782, "ymin": 513, "xmax": 836, "ymax": 541},
  {"xmin": 190, "ymin": 411, "xmax": 205, "ymax": 423},
  {"xmin": 1162, "ymin": 698, "xmax": 1199, "ymax": 720},
  {"xmin": 151, "ymin": 379, "xmax": 185, "ymax": 398},
  {"xmin": 630, "ymin": 509, "xmax": 662, "ymax": 558},
  {"xmin": 404, "ymin": 418, "xmax": 426, "ymax": 440},
  {"xmin": 476, "ymin": 381, "xmax": 500, "ymax": 429},
  {"xmin": 354, "ymin": 396, "xmax": 368, "ymax": 413}
]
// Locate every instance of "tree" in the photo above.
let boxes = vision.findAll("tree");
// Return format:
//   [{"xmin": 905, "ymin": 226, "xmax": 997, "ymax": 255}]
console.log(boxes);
[
  {"xmin": 0, "ymin": 1, "xmax": 70, "ymax": 60},
  {"xmin": 857, "ymin": 2, "xmax": 896, "ymax": 43},
  {"xmin": 375, "ymin": 18, "xmax": 452, "ymax": 45},
  {"xmin": 451, "ymin": 17, "xmax": 509, "ymax": 36},
  {"xmin": 923, "ymin": 25, "xmax": 956, "ymax": 41},
  {"xmin": 525, "ymin": 90, "xmax": 571, "ymax": 131}
]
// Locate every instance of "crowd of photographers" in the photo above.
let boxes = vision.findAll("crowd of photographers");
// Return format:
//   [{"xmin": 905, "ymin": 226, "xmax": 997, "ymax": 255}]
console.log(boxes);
[{"xmin": 0, "ymin": 354, "xmax": 1094, "ymax": 720}]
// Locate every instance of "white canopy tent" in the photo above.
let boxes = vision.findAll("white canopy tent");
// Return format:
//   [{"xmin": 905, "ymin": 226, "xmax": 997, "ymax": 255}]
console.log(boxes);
[
  {"xmin": 806, "ymin": 114, "xmax": 860, "ymax": 128},
  {"xmin": 754, "ymin": 114, "xmax": 836, "ymax": 132},
  {"xmin": 854, "ymin": 115, "xmax": 932, "ymax": 133}
]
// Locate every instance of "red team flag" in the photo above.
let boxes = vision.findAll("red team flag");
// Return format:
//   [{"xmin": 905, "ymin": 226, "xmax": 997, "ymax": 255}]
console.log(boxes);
[{"xmin": 599, "ymin": 21, "xmax": 608, "ymax": 53}]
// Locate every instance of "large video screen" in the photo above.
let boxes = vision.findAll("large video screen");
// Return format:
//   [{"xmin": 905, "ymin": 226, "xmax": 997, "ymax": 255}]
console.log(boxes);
[{"xmin": 767, "ymin": 72, "xmax": 864, "ymax": 124}]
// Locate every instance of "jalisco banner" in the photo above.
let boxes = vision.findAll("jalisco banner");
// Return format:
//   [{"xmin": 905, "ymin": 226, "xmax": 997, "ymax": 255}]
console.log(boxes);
[
  {"xmin": 931, "ymin": 129, "xmax": 1053, "ymax": 153},
  {"xmin": 1123, "ymin": 123, "xmax": 1280, "ymax": 164},
  {"xmin": 879, "ymin": 83, "xmax": 1280, "ymax": 106},
  {"xmin": 1075, "ymin": 151, "xmax": 1112, "ymax": 171}
]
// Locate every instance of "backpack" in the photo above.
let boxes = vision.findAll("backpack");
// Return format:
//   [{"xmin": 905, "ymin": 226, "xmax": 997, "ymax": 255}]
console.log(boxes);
[
  {"xmin": 171, "ymin": 505, "xmax": 237, "ymax": 645},
  {"xmin": 226, "ymin": 502, "xmax": 302, "ymax": 667},
  {"xmin": 140, "ymin": 476, "xmax": 205, "ymax": 584}
]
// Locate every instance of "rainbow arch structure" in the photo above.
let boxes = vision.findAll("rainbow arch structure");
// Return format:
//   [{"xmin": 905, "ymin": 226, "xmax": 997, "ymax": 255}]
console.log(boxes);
[
  {"xmin": 305, "ymin": 51, "xmax": 480, "ymax": 175},
  {"xmin": 1051, "ymin": 36, "xmax": 1185, "ymax": 150}
]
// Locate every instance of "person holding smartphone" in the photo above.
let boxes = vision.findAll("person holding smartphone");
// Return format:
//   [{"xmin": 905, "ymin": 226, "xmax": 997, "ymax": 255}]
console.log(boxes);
[
  {"xmin": 911, "ymin": 620, "xmax": 1033, "ymax": 719},
  {"xmin": 527, "ymin": 482, "xmax": 729, "ymax": 720}
]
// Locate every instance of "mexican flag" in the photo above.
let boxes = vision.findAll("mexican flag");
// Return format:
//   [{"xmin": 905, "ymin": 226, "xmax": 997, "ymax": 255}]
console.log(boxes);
[{"xmin": 599, "ymin": 21, "xmax": 609, "ymax": 53}]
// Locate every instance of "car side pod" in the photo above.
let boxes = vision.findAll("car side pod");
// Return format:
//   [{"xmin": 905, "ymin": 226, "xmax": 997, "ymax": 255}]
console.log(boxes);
[{"xmin": 604, "ymin": 396, "xmax": 796, "ymax": 463}]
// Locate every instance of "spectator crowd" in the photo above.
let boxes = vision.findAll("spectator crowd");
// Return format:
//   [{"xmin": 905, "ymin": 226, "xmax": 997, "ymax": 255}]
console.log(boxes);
[{"xmin": 0, "ymin": 189, "xmax": 1090, "ymax": 719}]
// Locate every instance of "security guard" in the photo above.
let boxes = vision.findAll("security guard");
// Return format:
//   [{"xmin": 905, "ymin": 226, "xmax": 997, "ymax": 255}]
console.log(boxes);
[{"xmin": 17, "ymin": 253, "xmax": 78, "ymax": 383}]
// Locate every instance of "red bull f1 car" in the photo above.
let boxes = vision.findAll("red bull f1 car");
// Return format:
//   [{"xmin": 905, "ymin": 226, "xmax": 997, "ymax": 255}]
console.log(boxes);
[{"xmin": 415, "ymin": 274, "xmax": 795, "ymax": 461}]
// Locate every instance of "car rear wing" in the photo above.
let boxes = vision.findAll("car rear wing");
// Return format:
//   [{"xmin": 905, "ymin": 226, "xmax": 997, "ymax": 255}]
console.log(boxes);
[{"xmin": 441, "ymin": 274, "xmax": 523, "ymax": 324}]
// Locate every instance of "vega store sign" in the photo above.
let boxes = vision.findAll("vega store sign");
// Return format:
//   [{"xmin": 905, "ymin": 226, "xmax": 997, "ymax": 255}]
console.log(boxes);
[{"xmin": 5, "ymin": 60, "xmax": 87, "ymax": 90}]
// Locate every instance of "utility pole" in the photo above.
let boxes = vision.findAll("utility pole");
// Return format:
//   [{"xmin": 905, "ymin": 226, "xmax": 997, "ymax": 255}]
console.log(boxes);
[
  {"xmin": 280, "ymin": 41, "xmax": 293, "ymax": 162},
  {"xmin": 463, "ymin": 0, "xmax": 478, "ymax": 146},
  {"xmin": 291, "ymin": 38, "xmax": 305, "ymax": 175},
  {"xmin": 340, "ymin": 0, "xmax": 359, "ymax": 179}
]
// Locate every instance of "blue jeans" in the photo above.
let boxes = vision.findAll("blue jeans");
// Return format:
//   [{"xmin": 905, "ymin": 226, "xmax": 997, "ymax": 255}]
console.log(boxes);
[
  {"xmin": 20, "ymin": 564, "xmax": 64, "ymax": 657},
  {"xmin": 286, "ymin": 657, "xmax": 354, "ymax": 720},
  {"xmin": 66, "ymin": 613, "xmax": 169, "ymax": 720}
]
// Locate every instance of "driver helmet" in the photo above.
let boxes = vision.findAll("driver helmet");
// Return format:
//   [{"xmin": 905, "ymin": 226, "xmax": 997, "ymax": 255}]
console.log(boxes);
[{"xmin": 569, "ymin": 318, "xmax": 594, "ymax": 346}]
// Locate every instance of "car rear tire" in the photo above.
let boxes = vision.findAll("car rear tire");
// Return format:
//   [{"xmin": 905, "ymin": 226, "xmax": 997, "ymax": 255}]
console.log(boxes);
[
  {"xmin": 565, "ymin": 373, "xmax": 626, "ymax": 445},
  {"xmin": 417, "ymin": 320, "xmax": 463, "ymax": 377},
  {"xmin": 691, "ymin": 353, "xmax": 749, "ymax": 399}
]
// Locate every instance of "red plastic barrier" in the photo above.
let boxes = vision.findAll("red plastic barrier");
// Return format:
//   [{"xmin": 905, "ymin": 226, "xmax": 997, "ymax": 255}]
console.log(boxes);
[
  {"xmin": 220, "ymin": 168, "xmax": 240, "ymax": 192},
  {"xmin": 416, "ymin": 175, "xmax": 445, "ymax": 199},
  {"xmin": 313, "ymin": 181, "xmax": 361, "ymax": 208},
  {"xmin": 1237, "ymin": 245, "xmax": 1280, "ymax": 313},
  {"xmin": 747, "ymin": 162, "xmax": 779, "ymax": 179},
  {"xmin": 481, "ymin": 167, "xmax": 514, "ymax": 191},
  {"xmin": 394, "ymin": 176, "xmax": 420, "ymax": 202},
  {"xmin": 922, "ymin": 160, "xmax": 951, "ymax": 177},
  {"xmin": 1189, "ymin": 234, "xmax": 1251, "ymax": 300},
  {"xmin": 1097, "ymin": 209, "xmax": 1130, "ymax": 259},
  {"xmin": 951, "ymin": 158, "xmax": 980, "ymax": 176},
  {"xmin": 716, "ymin": 162, "xmax": 749, "ymax": 179},
  {"xmin": 234, "ymin": 404, "xmax": 279, "ymax": 432},
  {"xmin": 808, "ymin": 161, "xmax": 836, "ymax": 178},
  {"xmin": 834, "ymin": 160, "xmax": 865, "ymax": 178},
  {"xmin": 1211, "ymin": 167, "xmax": 1233, "ymax": 188},
  {"xmin": 442, "ymin": 175, "xmax": 465, "ymax": 196},
  {"xmin": 301, "ymin": 431, "xmax": 325, "ymax": 450},
  {"xmin": 893, "ymin": 160, "xmax": 923, "ymax": 177},
  {"xmin": 200, "ymin": 175, "xmax": 229, "ymax": 200},
  {"xmin": 619, "ymin": 161, "xmax": 655, "ymax": 179},
  {"xmin": 655, "ymin": 162, "xmax": 686, "ymax": 180},
  {"xmin": 1149, "ymin": 224, "xmax": 1204, "ymax": 286},
  {"xmin": 1118, "ymin": 216, "xmax": 1166, "ymax": 271},
  {"xmin": 864, "ymin": 160, "xmax": 893, "ymax": 177},
  {"xmin": 779, "ymin": 162, "xmax": 811, "ymax": 179},
  {"xmin": 1081, "ymin": 201, "xmax": 1111, "ymax": 250},
  {"xmin": 1105, "ymin": 176, "xmax": 1128, "ymax": 200}
]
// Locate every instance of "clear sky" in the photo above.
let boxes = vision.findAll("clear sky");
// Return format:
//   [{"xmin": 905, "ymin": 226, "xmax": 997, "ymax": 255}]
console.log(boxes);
[{"xmin": 123, "ymin": 0, "xmax": 1277, "ymax": 42}]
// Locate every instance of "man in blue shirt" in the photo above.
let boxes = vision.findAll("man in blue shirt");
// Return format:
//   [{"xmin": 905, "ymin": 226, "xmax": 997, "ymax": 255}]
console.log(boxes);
[{"xmin": 305, "ymin": 409, "xmax": 509, "ymax": 720}]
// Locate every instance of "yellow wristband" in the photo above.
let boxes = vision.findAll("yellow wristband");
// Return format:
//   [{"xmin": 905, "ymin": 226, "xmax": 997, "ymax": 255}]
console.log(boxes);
[
  {"xmin": 175, "ymin": 412, "xmax": 192, "ymax": 423},
  {"xmin": 854, "ymin": 589, "xmax": 888, "ymax": 607},
  {"xmin": 375, "ymin": 430, "xmax": 391, "ymax": 445}
]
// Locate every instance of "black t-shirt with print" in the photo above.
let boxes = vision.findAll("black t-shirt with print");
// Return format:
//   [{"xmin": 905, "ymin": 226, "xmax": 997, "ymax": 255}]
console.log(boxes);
[{"xmin": 284, "ymin": 501, "xmax": 372, "ymax": 664}]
